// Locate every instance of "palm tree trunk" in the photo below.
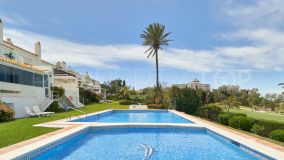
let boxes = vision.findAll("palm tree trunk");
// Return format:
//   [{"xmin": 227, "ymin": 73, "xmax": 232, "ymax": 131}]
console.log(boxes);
[{"xmin": 155, "ymin": 49, "xmax": 159, "ymax": 103}]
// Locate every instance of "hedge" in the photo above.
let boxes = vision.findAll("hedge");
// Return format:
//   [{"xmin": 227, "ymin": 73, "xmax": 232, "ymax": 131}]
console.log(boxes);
[
  {"xmin": 227, "ymin": 112, "xmax": 247, "ymax": 117},
  {"xmin": 196, "ymin": 104, "xmax": 223, "ymax": 121},
  {"xmin": 0, "ymin": 103, "xmax": 15, "ymax": 122},
  {"xmin": 119, "ymin": 100, "xmax": 137, "ymax": 105},
  {"xmin": 148, "ymin": 104, "xmax": 166, "ymax": 109},
  {"xmin": 254, "ymin": 120, "xmax": 284, "ymax": 137},
  {"xmin": 269, "ymin": 130, "xmax": 284, "ymax": 142},
  {"xmin": 229, "ymin": 116, "xmax": 254, "ymax": 132},
  {"xmin": 218, "ymin": 113, "xmax": 230, "ymax": 125},
  {"xmin": 250, "ymin": 124, "xmax": 264, "ymax": 136}
]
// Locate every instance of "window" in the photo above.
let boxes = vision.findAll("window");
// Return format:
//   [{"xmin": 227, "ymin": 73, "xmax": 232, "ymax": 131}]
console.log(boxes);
[
  {"xmin": 33, "ymin": 74, "xmax": 43, "ymax": 87},
  {"xmin": 0, "ymin": 64, "xmax": 45, "ymax": 87},
  {"xmin": 0, "ymin": 64, "xmax": 6, "ymax": 81},
  {"xmin": 44, "ymin": 75, "xmax": 48, "ymax": 87}
]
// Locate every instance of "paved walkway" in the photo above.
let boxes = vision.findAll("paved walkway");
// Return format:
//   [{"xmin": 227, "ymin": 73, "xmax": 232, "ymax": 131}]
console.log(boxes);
[{"xmin": 175, "ymin": 111, "xmax": 284, "ymax": 152}]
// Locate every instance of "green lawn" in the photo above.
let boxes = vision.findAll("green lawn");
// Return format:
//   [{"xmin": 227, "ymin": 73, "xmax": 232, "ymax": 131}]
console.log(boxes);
[
  {"xmin": 230, "ymin": 107, "xmax": 284, "ymax": 123},
  {"xmin": 0, "ymin": 101, "xmax": 128, "ymax": 149}
]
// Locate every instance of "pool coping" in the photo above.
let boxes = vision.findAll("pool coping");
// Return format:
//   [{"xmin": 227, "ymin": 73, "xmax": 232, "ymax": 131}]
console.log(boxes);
[
  {"xmin": 171, "ymin": 110, "xmax": 284, "ymax": 160},
  {"xmin": 0, "ymin": 109, "xmax": 283, "ymax": 160}
]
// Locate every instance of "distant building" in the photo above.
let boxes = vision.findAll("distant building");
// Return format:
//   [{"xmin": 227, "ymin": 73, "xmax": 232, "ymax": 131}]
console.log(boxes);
[
  {"xmin": 172, "ymin": 79, "xmax": 211, "ymax": 91},
  {"xmin": 78, "ymin": 72, "xmax": 101, "ymax": 94}
]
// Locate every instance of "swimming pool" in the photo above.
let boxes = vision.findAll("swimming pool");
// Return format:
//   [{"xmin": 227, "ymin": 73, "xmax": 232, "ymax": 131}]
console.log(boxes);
[
  {"xmin": 27, "ymin": 126, "xmax": 273, "ymax": 160},
  {"xmin": 71, "ymin": 110, "xmax": 192, "ymax": 123}
]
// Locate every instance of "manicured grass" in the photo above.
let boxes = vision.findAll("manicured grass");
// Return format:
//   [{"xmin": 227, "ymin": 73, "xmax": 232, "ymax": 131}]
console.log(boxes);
[
  {"xmin": 0, "ymin": 101, "xmax": 128, "ymax": 149},
  {"xmin": 230, "ymin": 107, "xmax": 284, "ymax": 123}
]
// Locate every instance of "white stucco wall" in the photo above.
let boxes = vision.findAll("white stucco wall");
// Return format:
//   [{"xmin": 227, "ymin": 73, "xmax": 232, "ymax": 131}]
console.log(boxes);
[
  {"xmin": 53, "ymin": 76, "xmax": 80, "ymax": 108},
  {"xmin": 0, "ymin": 81, "xmax": 46, "ymax": 118}
]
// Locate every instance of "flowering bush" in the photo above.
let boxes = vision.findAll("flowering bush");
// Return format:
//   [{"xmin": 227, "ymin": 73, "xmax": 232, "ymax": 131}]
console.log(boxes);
[{"xmin": 0, "ymin": 103, "xmax": 15, "ymax": 122}]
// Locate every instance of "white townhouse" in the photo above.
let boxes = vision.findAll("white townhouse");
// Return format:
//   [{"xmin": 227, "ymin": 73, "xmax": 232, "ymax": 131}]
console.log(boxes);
[
  {"xmin": 0, "ymin": 19, "xmax": 102, "ymax": 118},
  {"xmin": 53, "ymin": 61, "xmax": 84, "ymax": 108},
  {"xmin": 0, "ymin": 19, "xmax": 55, "ymax": 118},
  {"xmin": 78, "ymin": 72, "xmax": 102, "ymax": 95}
]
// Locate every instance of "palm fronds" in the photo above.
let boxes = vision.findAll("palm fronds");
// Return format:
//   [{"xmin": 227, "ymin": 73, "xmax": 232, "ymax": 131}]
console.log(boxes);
[{"xmin": 140, "ymin": 23, "xmax": 171, "ymax": 58}]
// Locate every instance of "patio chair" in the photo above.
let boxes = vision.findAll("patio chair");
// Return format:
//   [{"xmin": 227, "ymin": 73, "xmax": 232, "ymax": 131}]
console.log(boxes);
[
  {"xmin": 25, "ymin": 107, "xmax": 43, "ymax": 117},
  {"xmin": 32, "ymin": 105, "xmax": 54, "ymax": 116}
]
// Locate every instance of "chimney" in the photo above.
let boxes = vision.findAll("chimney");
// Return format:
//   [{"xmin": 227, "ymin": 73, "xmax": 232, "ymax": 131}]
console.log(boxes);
[
  {"xmin": 0, "ymin": 18, "xmax": 3, "ymax": 44},
  {"xmin": 6, "ymin": 38, "xmax": 12, "ymax": 44},
  {"xmin": 35, "ymin": 41, "xmax": 41, "ymax": 59}
]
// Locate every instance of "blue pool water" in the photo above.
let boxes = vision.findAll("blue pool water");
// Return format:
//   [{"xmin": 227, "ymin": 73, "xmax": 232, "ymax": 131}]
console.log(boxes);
[
  {"xmin": 32, "ymin": 127, "xmax": 271, "ymax": 160},
  {"xmin": 71, "ymin": 110, "xmax": 192, "ymax": 123}
]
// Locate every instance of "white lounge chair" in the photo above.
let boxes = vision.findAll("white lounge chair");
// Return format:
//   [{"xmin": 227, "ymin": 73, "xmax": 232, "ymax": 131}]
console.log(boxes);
[
  {"xmin": 25, "ymin": 107, "xmax": 44, "ymax": 117},
  {"xmin": 32, "ymin": 105, "xmax": 54, "ymax": 116},
  {"xmin": 129, "ymin": 104, "xmax": 148, "ymax": 110}
]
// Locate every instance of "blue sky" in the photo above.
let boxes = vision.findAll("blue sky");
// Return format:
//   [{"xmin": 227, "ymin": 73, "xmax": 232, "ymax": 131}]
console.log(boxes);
[{"xmin": 1, "ymin": 0, "xmax": 284, "ymax": 94}]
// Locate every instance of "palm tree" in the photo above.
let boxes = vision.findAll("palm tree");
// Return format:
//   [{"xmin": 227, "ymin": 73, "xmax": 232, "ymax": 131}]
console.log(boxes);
[
  {"xmin": 121, "ymin": 85, "xmax": 130, "ymax": 100},
  {"xmin": 5, "ymin": 52, "xmax": 15, "ymax": 59},
  {"xmin": 140, "ymin": 23, "xmax": 171, "ymax": 103}
]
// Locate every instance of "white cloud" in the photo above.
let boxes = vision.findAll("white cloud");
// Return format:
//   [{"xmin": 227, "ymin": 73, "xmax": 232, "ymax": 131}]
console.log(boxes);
[
  {"xmin": 0, "ymin": 14, "xmax": 31, "ymax": 26},
  {"xmin": 218, "ymin": 0, "xmax": 284, "ymax": 71},
  {"xmin": 3, "ymin": 27, "xmax": 284, "ymax": 73},
  {"xmin": 223, "ymin": 0, "xmax": 284, "ymax": 29},
  {"xmin": 4, "ymin": 29, "xmax": 229, "ymax": 72}
]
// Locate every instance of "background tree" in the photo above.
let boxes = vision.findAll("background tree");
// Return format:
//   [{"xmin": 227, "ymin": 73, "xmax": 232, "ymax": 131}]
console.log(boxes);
[
  {"xmin": 140, "ymin": 23, "xmax": 171, "ymax": 103},
  {"xmin": 222, "ymin": 96, "xmax": 240, "ymax": 112},
  {"xmin": 169, "ymin": 87, "xmax": 201, "ymax": 114},
  {"xmin": 247, "ymin": 88, "xmax": 261, "ymax": 111},
  {"xmin": 121, "ymin": 85, "xmax": 130, "ymax": 100}
]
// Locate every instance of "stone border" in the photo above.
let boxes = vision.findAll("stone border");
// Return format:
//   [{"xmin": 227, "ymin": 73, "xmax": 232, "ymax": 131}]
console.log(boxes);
[{"xmin": 171, "ymin": 110, "xmax": 284, "ymax": 159}]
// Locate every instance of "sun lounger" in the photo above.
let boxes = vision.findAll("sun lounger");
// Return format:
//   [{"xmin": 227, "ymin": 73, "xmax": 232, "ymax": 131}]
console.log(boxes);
[
  {"xmin": 129, "ymin": 104, "xmax": 148, "ymax": 110},
  {"xmin": 32, "ymin": 105, "xmax": 54, "ymax": 116},
  {"xmin": 25, "ymin": 107, "xmax": 44, "ymax": 117}
]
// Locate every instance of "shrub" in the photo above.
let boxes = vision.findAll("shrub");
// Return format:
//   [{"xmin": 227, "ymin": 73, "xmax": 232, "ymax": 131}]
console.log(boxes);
[
  {"xmin": 147, "ymin": 104, "xmax": 166, "ymax": 109},
  {"xmin": 229, "ymin": 116, "xmax": 254, "ymax": 131},
  {"xmin": 218, "ymin": 113, "xmax": 230, "ymax": 125},
  {"xmin": 195, "ymin": 104, "xmax": 223, "ymax": 121},
  {"xmin": 195, "ymin": 106, "xmax": 207, "ymax": 118},
  {"xmin": 228, "ymin": 112, "xmax": 247, "ymax": 117},
  {"xmin": 0, "ymin": 103, "xmax": 15, "ymax": 122},
  {"xmin": 172, "ymin": 87, "xmax": 202, "ymax": 114},
  {"xmin": 119, "ymin": 100, "xmax": 135, "ymax": 105},
  {"xmin": 251, "ymin": 124, "xmax": 264, "ymax": 136},
  {"xmin": 45, "ymin": 101, "xmax": 65, "ymax": 113},
  {"xmin": 254, "ymin": 120, "xmax": 284, "ymax": 137},
  {"xmin": 269, "ymin": 130, "xmax": 284, "ymax": 142},
  {"xmin": 51, "ymin": 87, "xmax": 65, "ymax": 98},
  {"xmin": 85, "ymin": 90, "xmax": 100, "ymax": 103},
  {"xmin": 205, "ymin": 104, "xmax": 223, "ymax": 121}
]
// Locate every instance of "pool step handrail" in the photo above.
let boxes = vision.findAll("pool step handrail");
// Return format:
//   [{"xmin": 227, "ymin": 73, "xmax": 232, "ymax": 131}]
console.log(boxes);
[
  {"xmin": 66, "ymin": 107, "xmax": 87, "ymax": 120},
  {"xmin": 168, "ymin": 103, "xmax": 176, "ymax": 110}
]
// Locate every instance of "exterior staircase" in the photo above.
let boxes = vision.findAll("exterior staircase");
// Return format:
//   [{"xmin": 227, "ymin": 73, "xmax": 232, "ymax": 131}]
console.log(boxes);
[
  {"xmin": 58, "ymin": 95, "xmax": 76, "ymax": 110},
  {"xmin": 39, "ymin": 97, "xmax": 54, "ymax": 112},
  {"xmin": 78, "ymin": 97, "xmax": 85, "ymax": 108}
]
